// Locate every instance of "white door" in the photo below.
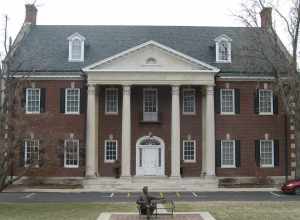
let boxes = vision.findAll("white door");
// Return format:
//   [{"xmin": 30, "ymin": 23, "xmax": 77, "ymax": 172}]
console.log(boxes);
[
  {"xmin": 136, "ymin": 146, "xmax": 164, "ymax": 176},
  {"xmin": 142, "ymin": 148, "xmax": 158, "ymax": 175}
]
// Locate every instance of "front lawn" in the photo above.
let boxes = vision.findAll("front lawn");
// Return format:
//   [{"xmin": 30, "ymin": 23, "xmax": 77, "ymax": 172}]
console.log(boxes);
[
  {"xmin": 176, "ymin": 201, "xmax": 300, "ymax": 220},
  {"xmin": 0, "ymin": 203, "xmax": 135, "ymax": 220},
  {"xmin": 0, "ymin": 201, "xmax": 299, "ymax": 220}
]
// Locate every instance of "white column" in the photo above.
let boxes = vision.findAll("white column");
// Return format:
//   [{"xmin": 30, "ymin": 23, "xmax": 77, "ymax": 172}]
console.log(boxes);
[
  {"xmin": 201, "ymin": 88, "xmax": 207, "ymax": 176},
  {"xmin": 121, "ymin": 85, "xmax": 131, "ymax": 177},
  {"xmin": 86, "ymin": 84, "xmax": 97, "ymax": 177},
  {"xmin": 205, "ymin": 85, "xmax": 216, "ymax": 176},
  {"xmin": 171, "ymin": 85, "xmax": 181, "ymax": 177}
]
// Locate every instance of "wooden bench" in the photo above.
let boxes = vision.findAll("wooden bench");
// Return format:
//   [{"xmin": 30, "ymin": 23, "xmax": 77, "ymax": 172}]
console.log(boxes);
[{"xmin": 137, "ymin": 199, "xmax": 175, "ymax": 218}]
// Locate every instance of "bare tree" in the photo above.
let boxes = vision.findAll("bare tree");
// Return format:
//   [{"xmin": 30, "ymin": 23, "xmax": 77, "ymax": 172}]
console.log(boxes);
[
  {"xmin": 0, "ymin": 15, "xmax": 51, "ymax": 192},
  {"xmin": 237, "ymin": 0, "xmax": 300, "ymax": 179}
]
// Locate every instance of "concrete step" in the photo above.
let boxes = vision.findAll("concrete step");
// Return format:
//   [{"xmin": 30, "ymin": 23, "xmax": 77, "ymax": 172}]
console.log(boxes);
[{"xmin": 83, "ymin": 177, "xmax": 218, "ymax": 191}]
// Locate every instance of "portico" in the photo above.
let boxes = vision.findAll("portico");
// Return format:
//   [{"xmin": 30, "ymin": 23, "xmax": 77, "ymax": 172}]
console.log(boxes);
[{"xmin": 83, "ymin": 40, "xmax": 219, "ymax": 179}]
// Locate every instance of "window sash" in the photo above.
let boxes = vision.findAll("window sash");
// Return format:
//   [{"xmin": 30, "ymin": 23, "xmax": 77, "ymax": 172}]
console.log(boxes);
[
  {"xmin": 260, "ymin": 140, "xmax": 274, "ymax": 168},
  {"xmin": 24, "ymin": 139, "xmax": 39, "ymax": 167},
  {"xmin": 105, "ymin": 88, "xmax": 118, "ymax": 114},
  {"xmin": 70, "ymin": 38, "xmax": 83, "ymax": 61},
  {"xmin": 220, "ymin": 89, "xmax": 235, "ymax": 114},
  {"xmin": 26, "ymin": 88, "xmax": 41, "ymax": 114},
  {"xmin": 259, "ymin": 90, "xmax": 273, "ymax": 114},
  {"xmin": 65, "ymin": 88, "xmax": 80, "ymax": 114},
  {"xmin": 64, "ymin": 139, "xmax": 79, "ymax": 168},
  {"xmin": 183, "ymin": 89, "xmax": 196, "ymax": 114},
  {"xmin": 143, "ymin": 88, "xmax": 158, "ymax": 121},
  {"xmin": 216, "ymin": 40, "xmax": 231, "ymax": 63},
  {"xmin": 183, "ymin": 140, "xmax": 196, "ymax": 162},
  {"xmin": 221, "ymin": 140, "xmax": 236, "ymax": 168},
  {"xmin": 105, "ymin": 140, "xmax": 118, "ymax": 162}
]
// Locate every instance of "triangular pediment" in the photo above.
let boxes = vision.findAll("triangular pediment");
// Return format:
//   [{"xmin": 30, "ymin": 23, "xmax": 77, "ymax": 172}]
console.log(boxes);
[{"xmin": 83, "ymin": 41, "xmax": 219, "ymax": 72}]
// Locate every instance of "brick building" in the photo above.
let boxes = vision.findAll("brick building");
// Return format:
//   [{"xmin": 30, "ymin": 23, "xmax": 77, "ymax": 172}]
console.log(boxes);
[{"xmin": 5, "ymin": 4, "xmax": 294, "ymax": 189}]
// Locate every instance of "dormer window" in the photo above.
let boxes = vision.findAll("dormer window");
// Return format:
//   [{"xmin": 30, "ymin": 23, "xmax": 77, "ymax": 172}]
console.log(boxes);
[
  {"xmin": 67, "ymin": 33, "xmax": 85, "ymax": 62},
  {"xmin": 215, "ymin": 34, "xmax": 232, "ymax": 63}
]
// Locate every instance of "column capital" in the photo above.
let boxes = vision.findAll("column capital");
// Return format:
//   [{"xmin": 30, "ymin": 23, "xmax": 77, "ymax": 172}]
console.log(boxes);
[
  {"xmin": 123, "ymin": 85, "xmax": 131, "ymax": 95},
  {"xmin": 87, "ymin": 84, "xmax": 96, "ymax": 95},
  {"xmin": 172, "ymin": 85, "xmax": 180, "ymax": 96},
  {"xmin": 206, "ymin": 85, "xmax": 214, "ymax": 95}
]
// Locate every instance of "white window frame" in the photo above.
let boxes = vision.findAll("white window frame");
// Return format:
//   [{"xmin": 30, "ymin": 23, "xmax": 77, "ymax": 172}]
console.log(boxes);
[
  {"xmin": 183, "ymin": 140, "xmax": 196, "ymax": 162},
  {"xmin": 104, "ymin": 140, "xmax": 118, "ymax": 163},
  {"xmin": 259, "ymin": 89, "xmax": 273, "ymax": 115},
  {"xmin": 221, "ymin": 140, "xmax": 236, "ymax": 168},
  {"xmin": 260, "ymin": 140, "xmax": 274, "ymax": 168},
  {"xmin": 182, "ymin": 88, "xmax": 196, "ymax": 115},
  {"xmin": 143, "ymin": 88, "xmax": 158, "ymax": 121},
  {"xmin": 65, "ymin": 88, "xmax": 80, "ymax": 114},
  {"xmin": 26, "ymin": 88, "xmax": 41, "ymax": 114},
  {"xmin": 68, "ymin": 33, "xmax": 85, "ymax": 62},
  {"xmin": 105, "ymin": 88, "xmax": 119, "ymax": 115},
  {"xmin": 220, "ymin": 88, "xmax": 235, "ymax": 115},
  {"xmin": 215, "ymin": 35, "xmax": 232, "ymax": 63},
  {"xmin": 64, "ymin": 139, "xmax": 80, "ymax": 168},
  {"xmin": 24, "ymin": 139, "xmax": 40, "ymax": 168}
]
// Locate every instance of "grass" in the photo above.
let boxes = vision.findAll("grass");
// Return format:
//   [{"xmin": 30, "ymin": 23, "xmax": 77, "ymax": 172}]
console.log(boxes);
[
  {"xmin": 176, "ymin": 201, "xmax": 300, "ymax": 220},
  {"xmin": 0, "ymin": 203, "xmax": 135, "ymax": 220},
  {"xmin": 0, "ymin": 201, "xmax": 299, "ymax": 220}
]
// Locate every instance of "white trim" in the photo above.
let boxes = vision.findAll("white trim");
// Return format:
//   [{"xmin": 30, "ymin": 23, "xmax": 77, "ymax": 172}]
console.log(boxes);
[
  {"xmin": 13, "ymin": 75, "xmax": 82, "ymax": 79},
  {"xmin": 259, "ymin": 89, "xmax": 273, "ymax": 115},
  {"xmin": 183, "ymin": 140, "xmax": 196, "ymax": 162},
  {"xmin": 220, "ymin": 88, "xmax": 235, "ymax": 115},
  {"xmin": 182, "ymin": 88, "xmax": 196, "ymax": 115},
  {"xmin": 260, "ymin": 140, "xmax": 274, "ymax": 168},
  {"xmin": 143, "ymin": 88, "xmax": 158, "ymax": 122},
  {"xmin": 68, "ymin": 34, "xmax": 85, "ymax": 62},
  {"xmin": 215, "ymin": 35, "xmax": 232, "ymax": 63},
  {"xmin": 105, "ymin": 88, "xmax": 119, "ymax": 115},
  {"xmin": 65, "ymin": 88, "xmax": 80, "ymax": 115},
  {"xmin": 104, "ymin": 140, "xmax": 118, "ymax": 163},
  {"xmin": 64, "ymin": 139, "xmax": 80, "ymax": 168},
  {"xmin": 221, "ymin": 140, "xmax": 236, "ymax": 168},
  {"xmin": 25, "ymin": 88, "xmax": 41, "ymax": 114},
  {"xmin": 24, "ymin": 139, "xmax": 40, "ymax": 168},
  {"xmin": 217, "ymin": 76, "xmax": 275, "ymax": 81},
  {"xmin": 83, "ymin": 40, "xmax": 220, "ymax": 72}
]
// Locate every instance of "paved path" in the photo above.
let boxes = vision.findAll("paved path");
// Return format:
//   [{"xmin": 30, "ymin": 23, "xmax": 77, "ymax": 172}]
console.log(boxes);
[{"xmin": 0, "ymin": 191, "xmax": 299, "ymax": 203}]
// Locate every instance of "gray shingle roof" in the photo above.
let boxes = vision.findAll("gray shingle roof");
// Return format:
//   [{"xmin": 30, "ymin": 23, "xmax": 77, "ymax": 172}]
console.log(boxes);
[{"xmin": 10, "ymin": 25, "xmax": 289, "ymax": 76}]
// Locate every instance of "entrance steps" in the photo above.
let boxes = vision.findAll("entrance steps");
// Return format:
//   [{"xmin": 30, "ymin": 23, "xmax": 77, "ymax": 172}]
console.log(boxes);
[{"xmin": 83, "ymin": 176, "xmax": 218, "ymax": 192}]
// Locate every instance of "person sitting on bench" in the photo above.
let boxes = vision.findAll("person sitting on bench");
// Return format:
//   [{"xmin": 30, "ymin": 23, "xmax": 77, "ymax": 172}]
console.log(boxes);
[{"xmin": 136, "ymin": 186, "xmax": 162, "ymax": 216}]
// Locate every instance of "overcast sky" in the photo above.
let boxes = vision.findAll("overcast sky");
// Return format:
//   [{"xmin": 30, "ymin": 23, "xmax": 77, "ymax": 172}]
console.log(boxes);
[{"xmin": 0, "ymin": 0, "xmax": 291, "ymax": 57}]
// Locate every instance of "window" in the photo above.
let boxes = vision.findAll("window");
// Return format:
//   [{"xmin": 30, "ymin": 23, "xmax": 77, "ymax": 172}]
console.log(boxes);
[
  {"xmin": 221, "ymin": 89, "xmax": 235, "ymax": 114},
  {"xmin": 259, "ymin": 90, "xmax": 273, "ymax": 114},
  {"xmin": 105, "ymin": 140, "xmax": 117, "ymax": 162},
  {"xmin": 105, "ymin": 88, "xmax": 118, "ymax": 114},
  {"xmin": 143, "ymin": 88, "xmax": 158, "ymax": 121},
  {"xmin": 24, "ymin": 139, "xmax": 39, "ymax": 167},
  {"xmin": 260, "ymin": 140, "xmax": 274, "ymax": 167},
  {"xmin": 64, "ymin": 139, "xmax": 79, "ymax": 168},
  {"xmin": 65, "ymin": 88, "xmax": 80, "ymax": 114},
  {"xmin": 68, "ymin": 33, "xmax": 85, "ymax": 62},
  {"xmin": 183, "ymin": 140, "xmax": 196, "ymax": 162},
  {"xmin": 221, "ymin": 140, "xmax": 235, "ymax": 168},
  {"xmin": 183, "ymin": 89, "xmax": 196, "ymax": 114},
  {"xmin": 215, "ymin": 35, "xmax": 232, "ymax": 63},
  {"xmin": 26, "ymin": 88, "xmax": 40, "ymax": 114}
]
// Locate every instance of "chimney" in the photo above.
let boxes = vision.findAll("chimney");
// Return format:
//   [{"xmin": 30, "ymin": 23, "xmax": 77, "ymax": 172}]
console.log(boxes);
[
  {"xmin": 260, "ymin": 7, "xmax": 272, "ymax": 29},
  {"xmin": 24, "ymin": 4, "xmax": 37, "ymax": 25}
]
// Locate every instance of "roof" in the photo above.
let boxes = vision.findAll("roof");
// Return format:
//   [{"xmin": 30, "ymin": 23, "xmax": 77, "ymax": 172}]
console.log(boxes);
[{"xmin": 10, "ymin": 25, "xmax": 289, "ymax": 76}]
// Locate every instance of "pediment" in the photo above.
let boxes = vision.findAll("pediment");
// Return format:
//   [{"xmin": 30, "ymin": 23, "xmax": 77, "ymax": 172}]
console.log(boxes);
[{"xmin": 83, "ymin": 41, "xmax": 219, "ymax": 72}]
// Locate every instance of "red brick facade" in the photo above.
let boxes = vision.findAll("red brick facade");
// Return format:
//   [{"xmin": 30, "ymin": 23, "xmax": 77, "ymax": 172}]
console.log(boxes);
[{"xmin": 19, "ymin": 80, "xmax": 289, "ymax": 178}]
